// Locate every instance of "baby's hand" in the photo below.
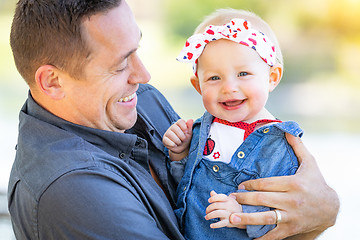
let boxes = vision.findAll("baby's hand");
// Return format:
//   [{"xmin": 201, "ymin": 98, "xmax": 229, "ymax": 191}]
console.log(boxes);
[
  {"xmin": 162, "ymin": 119, "xmax": 193, "ymax": 161},
  {"xmin": 205, "ymin": 190, "xmax": 245, "ymax": 229}
]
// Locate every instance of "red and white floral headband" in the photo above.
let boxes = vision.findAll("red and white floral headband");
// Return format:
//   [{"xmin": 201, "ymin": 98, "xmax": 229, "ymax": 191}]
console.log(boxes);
[{"xmin": 177, "ymin": 18, "xmax": 276, "ymax": 75}]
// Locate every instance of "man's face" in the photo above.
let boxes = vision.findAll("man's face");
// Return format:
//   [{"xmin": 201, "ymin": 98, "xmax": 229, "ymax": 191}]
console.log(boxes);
[{"xmin": 59, "ymin": 1, "xmax": 150, "ymax": 132}]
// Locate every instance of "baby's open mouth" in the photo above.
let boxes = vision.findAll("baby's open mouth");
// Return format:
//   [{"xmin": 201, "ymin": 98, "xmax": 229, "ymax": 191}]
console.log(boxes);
[{"xmin": 221, "ymin": 99, "xmax": 244, "ymax": 107}]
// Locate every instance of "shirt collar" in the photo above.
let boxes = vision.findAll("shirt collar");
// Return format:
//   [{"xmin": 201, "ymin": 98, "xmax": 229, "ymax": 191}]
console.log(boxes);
[{"xmin": 24, "ymin": 92, "xmax": 140, "ymax": 158}]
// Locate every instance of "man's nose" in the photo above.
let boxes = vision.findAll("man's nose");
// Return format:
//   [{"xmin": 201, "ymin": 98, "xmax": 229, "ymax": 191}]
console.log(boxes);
[{"xmin": 129, "ymin": 53, "xmax": 151, "ymax": 84}]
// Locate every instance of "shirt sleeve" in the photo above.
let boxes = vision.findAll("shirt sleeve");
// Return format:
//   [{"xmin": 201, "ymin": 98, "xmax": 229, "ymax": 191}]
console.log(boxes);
[
  {"xmin": 37, "ymin": 168, "xmax": 173, "ymax": 240},
  {"xmin": 169, "ymin": 156, "xmax": 188, "ymax": 185}
]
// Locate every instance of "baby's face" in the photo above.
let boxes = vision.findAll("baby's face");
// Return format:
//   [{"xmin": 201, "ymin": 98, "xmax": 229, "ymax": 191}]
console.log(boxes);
[{"xmin": 195, "ymin": 39, "xmax": 273, "ymax": 123}]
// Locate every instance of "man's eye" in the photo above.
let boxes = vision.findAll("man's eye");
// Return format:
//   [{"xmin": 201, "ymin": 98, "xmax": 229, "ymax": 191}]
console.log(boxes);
[
  {"xmin": 116, "ymin": 66, "xmax": 127, "ymax": 73},
  {"xmin": 209, "ymin": 76, "xmax": 220, "ymax": 80},
  {"xmin": 237, "ymin": 72, "xmax": 248, "ymax": 77},
  {"xmin": 116, "ymin": 59, "xmax": 128, "ymax": 73}
]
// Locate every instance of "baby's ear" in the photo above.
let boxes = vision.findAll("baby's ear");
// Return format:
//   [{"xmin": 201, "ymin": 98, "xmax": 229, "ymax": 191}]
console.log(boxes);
[
  {"xmin": 269, "ymin": 64, "xmax": 283, "ymax": 92},
  {"xmin": 190, "ymin": 75, "xmax": 202, "ymax": 95}
]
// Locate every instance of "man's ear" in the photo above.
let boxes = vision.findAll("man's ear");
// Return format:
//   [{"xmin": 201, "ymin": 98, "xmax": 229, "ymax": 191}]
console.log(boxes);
[
  {"xmin": 269, "ymin": 64, "xmax": 283, "ymax": 92},
  {"xmin": 35, "ymin": 65, "xmax": 65, "ymax": 100},
  {"xmin": 190, "ymin": 75, "xmax": 202, "ymax": 95}
]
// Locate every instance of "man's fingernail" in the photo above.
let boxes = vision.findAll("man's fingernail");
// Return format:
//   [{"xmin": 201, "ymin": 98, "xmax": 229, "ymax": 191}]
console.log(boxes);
[{"xmin": 238, "ymin": 184, "xmax": 245, "ymax": 190}]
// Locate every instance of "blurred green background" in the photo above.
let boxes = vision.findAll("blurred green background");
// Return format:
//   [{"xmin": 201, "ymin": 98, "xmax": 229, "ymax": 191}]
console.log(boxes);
[
  {"xmin": 133, "ymin": 0, "xmax": 360, "ymax": 131},
  {"xmin": 1, "ymin": 0, "xmax": 359, "ymax": 239}
]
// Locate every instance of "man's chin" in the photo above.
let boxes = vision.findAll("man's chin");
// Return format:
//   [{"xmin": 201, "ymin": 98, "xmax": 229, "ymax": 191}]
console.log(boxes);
[{"xmin": 112, "ymin": 112, "xmax": 138, "ymax": 133}]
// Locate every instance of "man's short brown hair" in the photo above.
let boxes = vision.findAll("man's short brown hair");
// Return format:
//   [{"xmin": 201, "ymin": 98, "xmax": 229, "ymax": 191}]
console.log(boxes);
[{"xmin": 10, "ymin": 0, "xmax": 122, "ymax": 86}]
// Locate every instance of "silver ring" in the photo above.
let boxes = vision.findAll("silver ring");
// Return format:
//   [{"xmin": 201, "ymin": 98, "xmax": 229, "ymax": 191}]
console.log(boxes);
[{"xmin": 274, "ymin": 210, "xmax": 282, "ymax": 224}]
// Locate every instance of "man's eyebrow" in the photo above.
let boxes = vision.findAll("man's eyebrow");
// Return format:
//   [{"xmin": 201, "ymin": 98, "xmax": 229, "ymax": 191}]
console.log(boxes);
[
  {"xmin": 111, "ymin": 31, "xmax": 142, "ymax": 69},
  {"xmin": 125, "ymin": 31, "xmax": 142, "ymax": 58}
]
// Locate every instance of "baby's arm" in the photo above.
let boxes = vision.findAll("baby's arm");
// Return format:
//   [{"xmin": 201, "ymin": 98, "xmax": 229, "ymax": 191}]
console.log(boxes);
[
  {"xmin": 162, "ymin": 119, "xmax": 193, "ymax": 161},
  {"xmin": 205, "ymin": 191, "xmax": 245, "ymax": 229}
]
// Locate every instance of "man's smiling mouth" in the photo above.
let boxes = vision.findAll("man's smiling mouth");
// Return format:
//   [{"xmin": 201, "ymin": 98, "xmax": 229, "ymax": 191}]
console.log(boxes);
[{"xmin": 118, "ymin": 92, "xmax": 136, "ymax": 102}]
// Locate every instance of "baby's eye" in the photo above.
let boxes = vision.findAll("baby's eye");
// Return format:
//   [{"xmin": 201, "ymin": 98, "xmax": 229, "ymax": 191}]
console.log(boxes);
[
  {"xmin": 209, "ymin": 76, "xmax": 220, "ymax": 81},
  {"xmin": 237, "ymin": 72, "xmax": 248, "ymax": 77}
]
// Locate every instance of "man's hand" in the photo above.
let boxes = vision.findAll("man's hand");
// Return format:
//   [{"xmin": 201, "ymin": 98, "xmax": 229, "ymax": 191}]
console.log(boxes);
[{"xmin": 228, "ymin": 133, "xmax": 339, "ymax": 240}]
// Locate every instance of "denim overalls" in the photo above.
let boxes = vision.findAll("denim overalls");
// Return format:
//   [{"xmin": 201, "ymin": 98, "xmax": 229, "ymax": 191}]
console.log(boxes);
[{"xmin": 172, "ymin": 111, "xmax": 303, "ymax": 239}]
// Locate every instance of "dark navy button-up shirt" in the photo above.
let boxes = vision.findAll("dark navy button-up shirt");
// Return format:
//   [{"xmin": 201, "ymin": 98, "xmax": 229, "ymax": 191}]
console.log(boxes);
[{"xmin": 8, "ymin": 84, "xmax": 184, "ymax": 240}]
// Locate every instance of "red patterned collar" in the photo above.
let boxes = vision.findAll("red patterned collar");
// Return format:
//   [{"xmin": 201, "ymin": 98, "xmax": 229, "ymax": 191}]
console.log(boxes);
[{"xmin": 213, "ymin": 118, "xmax": 282, "ymax": 140}]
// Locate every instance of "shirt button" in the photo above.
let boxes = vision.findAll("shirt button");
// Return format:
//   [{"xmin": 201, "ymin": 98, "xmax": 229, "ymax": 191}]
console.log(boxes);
[
  {"xmin": 212, "ymin": 165, "xmax": 220, "ymax": 172},
  {"xmin": 119, "ymin": 153, "xmax": 126, "ymax": 159},
  {"xmin": 263, "ymin": 128, "xmax": 270, "ymax": 133},
  {"xmin": 237, "ymin": 151, "xmax": 245, "ymax": 159}
]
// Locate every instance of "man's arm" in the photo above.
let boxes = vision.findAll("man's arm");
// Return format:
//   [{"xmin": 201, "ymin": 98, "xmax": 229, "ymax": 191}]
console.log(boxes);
[
  {"xmin": 38, "ymin": 169, "xmax": 175, "ymax": 240},
  {"xmin": 229, "ymin": 133, "xmax": 339, "ymax": 240}
]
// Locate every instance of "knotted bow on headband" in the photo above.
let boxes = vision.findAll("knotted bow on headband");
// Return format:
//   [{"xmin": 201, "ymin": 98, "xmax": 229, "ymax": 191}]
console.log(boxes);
[{"xmin": 177, "ymin": 18, "xmax": 276, "ymax": 74}]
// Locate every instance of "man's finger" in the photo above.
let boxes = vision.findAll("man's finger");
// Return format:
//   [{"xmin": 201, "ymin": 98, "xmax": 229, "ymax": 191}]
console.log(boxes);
[
  {"xmin": 230, "ymin": 210, "xmax": 287, "ymax": 226},
  {"xmin": 285, "ymin": 133, "xmax": 324, "ymax": 182},
  {"xmin": 231, "ymin": 191, "xmax": 288, "ymax": 210},
  {"xmin": 285, "ymin": 133, "xmax": 312, "ymax": 165},
  {"xmin": 239, "ymin": 175, "xmax": 293, "ymax": 192}
]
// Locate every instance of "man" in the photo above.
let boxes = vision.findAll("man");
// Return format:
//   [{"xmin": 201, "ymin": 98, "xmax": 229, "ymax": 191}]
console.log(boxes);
[{"xmin": 8, "ymin": 0, "xmax": 338, "ymax": 239}]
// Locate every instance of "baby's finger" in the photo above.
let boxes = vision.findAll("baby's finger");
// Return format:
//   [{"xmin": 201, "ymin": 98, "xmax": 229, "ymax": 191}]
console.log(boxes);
[
  {"xmin": 206, "ymin": 202, "xmax": 227, "ymax": 214},
  {"xmin": 208, "ymin": 192, "xmax": 230, "ymax": 203},
  {"xmin": 185, "ymin": 119, "xmax": 194, "ymax": 135},
  {"xmin": 175, "ymin": 119, "xmax": 191, "ymax": 134},
  {"xmin": 206, "ymin": 200, "xmax": 242, "ymax": 215},
  {"xmin": 209, "ymin": 219, "xmax": 229, "ymax": 229},
  {"xmin": 164, "ymin": 130, "xmax": 183, "ymax": 145},
  {"xmin": 205, "ymin": 209, "xmax": 231, "ymax": 221},
  {"xmin": 171, "ymin": 125, "xmax": 188, "ymax": 142},
  {"xmin": 162, "ymin": 136, "xmax": 176, "ymax": 148}
]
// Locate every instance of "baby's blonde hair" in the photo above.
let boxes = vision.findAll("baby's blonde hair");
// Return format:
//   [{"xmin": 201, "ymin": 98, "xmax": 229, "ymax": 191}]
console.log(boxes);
[{"xmin": 194, "ymin": 8, "xmax": 283, "ymax": 66}]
